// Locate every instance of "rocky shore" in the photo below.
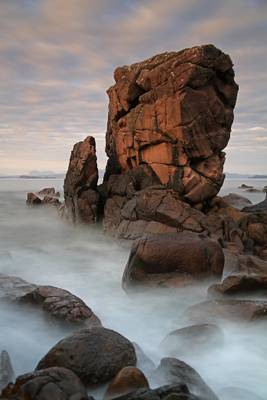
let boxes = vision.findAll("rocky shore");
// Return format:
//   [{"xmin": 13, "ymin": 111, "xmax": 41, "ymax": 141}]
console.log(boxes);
[{"xmin": 2, "ymin": 45, "xmax": 266, "ymax": 399}]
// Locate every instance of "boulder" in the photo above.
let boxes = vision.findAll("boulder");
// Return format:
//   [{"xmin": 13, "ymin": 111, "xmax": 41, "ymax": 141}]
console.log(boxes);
[
  {"xmin": 208, "ymin": 274, "xmax": 267, "ymax": 298},
  {"xmin": 111, "ymin": 384, "xmax": 200, "ymax": 400},
  {"xmin": 26, "ymin": 192, "xmax": 42, "ymax": 206},
  {"xmin": 64, "ymin": 136, "xmax": 99, "ymax": 223},
  {"xmin": 42, "ymin": 195, "xmax": 61, "ymax": 207},
  {"xmin": 160, "ymin": 324, "xmax": 223, "ymax": 356},
  {"xmin": 185, "ymin": 299, "xmax": 267, "ymax": 323},
  {"xmin": 222, "ymin": 193, "xmax": 251, "ymax": 210},
  {"xmin": 37, "ymin": 188, "xmax": 58, "ymax": 197},
  {"xmin": 1, "ymin": 367, "xmax": 89, "ymax": 400},
  {"xmin": 0, "ymin": 351, "xmax": 15, "ymax": 391},
  {"xmin": 0, "ymin": 274, "xmax": 101, "ymax": 328},
  {"xmin": 154, "ymin": 358, "xmax": 218, "ymax": 400},
  {"xmin": 122, "ymin": 232, "xmax": 224, "ymax": 290},
  {"xmin": 243, "ymin": 193, "xmax": 267, "ymax": 213},
  {"xmin": 36, "ymin": 328, "xmax": 137, "ymax": 386},
  {"xmin": 104, "ymin": 367, "xmax": 149, "ymax": 400}
]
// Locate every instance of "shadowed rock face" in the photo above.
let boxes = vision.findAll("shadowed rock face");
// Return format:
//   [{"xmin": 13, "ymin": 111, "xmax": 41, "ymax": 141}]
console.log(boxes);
[
  {"xmin": 105, "ymin": 44, "xmax": 238, "ymax": 204},
  {"xmin": 64, "ymin": 136, "xmax": 99, "ymax": 223},
  {"xmin": 1, "ymin": 367, "xmax": 89, "ymax": 400}
]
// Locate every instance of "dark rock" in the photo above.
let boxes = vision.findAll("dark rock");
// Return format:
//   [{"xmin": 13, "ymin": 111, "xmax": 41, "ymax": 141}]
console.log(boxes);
[
  {"xmin": 0, "ymin": 274, "xmax": 101, "ymax": 328},
  {"xmin": 104, "ymin": 367, "xmax": 149, "ymax": 400},
  {"xmin": 42, "ymin": 195, "xmax": 61, "ymax": 207},
  {"xmin": 64, "ymin": 136, "xmax": 99, "ymax": 223},
  {"xmin": 222, "ymin": 193, "xmax": 251, "ymax": 210},
  {"xmin": 36, "ymin": 328, "xmax": 137, "ymax": 386},
  {"xmin": 26, "ymin": 192, "xmax": 42, "ymax": 206},
  {"xmin": 154, "ymin": 358, "xmax": 218, "ymax": 400},
  {"xmin": 111, "ymin": 384, "xmax": 200, "ymax": 400},
  {"xmin": 238, "ymin": 184, "xmax": 253, "ymax": 189},
  {"xmin": 122, "ymin": 232, "xmax": 224, "ymax": 290},
  {"xmin": 1, "ymin": 367, "xmax": 89, "ymax": 400},
  {"xmin": 160, "ymin": 324, "xmax": 223, "ymax": 356},
  {"xmin": 208, "ymin": 274, "xmax": 267, "ymax": 298},
  {"xmin": 185, "ymin": 299, "xmax": 267, "ymax": 323},
  {"xmin": 242, "ymin": 193, "xmax": 267, "ymax": 213},
  {"xmin": 37, "ymin": 188, "xmax": 57, "ymax": 196},
  {"xmin": 0, "ymin": 351, "xmax": 15, "ymax": 391}
]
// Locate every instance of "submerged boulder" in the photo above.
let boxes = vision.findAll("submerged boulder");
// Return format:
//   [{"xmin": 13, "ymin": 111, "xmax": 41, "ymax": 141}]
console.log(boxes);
[
  {"xmin": 160, "ymin": 324, "xmax": 224, "ymax": 356},
  {"xmin": 0, "ymin": 274, "xmax": 101, "ymax": 328},
  {"xmin": 0, "ymin": 351, "xmax": 15, "ymax": 392},
  {"xmin": 122, "ymin": 232, "xmax": 224, "ymax": 290},
  {"xmin": 154, "ymin": 358, "xmax": 218, "ymax": 400},
  {"xmin": 36, "ymin": 328, "xmax": 137, "ymax": 386},
  {"xmin": 1, "ymin": 367, "xmax": 89, "ymax": 400},
  {"xmin": 185, "ymin": 299, "xmax": 267, "ymax": 323},
  {"xmin": 208, "ymin": 274, "xmax": 267, "ymax": 298}
]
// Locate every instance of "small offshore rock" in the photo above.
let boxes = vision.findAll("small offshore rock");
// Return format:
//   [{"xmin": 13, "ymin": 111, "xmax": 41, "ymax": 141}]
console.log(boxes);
[{"xmin": 26, "ymin": 192, "xmax": 42, "ymax": 205}]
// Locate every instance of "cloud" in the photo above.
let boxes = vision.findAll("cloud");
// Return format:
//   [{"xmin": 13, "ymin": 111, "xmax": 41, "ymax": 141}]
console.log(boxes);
[{"xmin": 0, "ymin": 0, "xmax": 266, "ymax": 174}]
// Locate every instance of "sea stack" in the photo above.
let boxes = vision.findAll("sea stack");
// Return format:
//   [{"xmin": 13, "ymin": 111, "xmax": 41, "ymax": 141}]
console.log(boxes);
[{"xmin": 64, "ymin": 44, "xmax": 239, "ymax": 239}]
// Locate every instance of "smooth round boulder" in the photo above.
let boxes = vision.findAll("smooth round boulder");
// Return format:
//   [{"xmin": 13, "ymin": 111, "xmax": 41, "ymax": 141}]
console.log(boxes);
[
  {"xmin": 1, "ymin": 367, "xmax": 89, "ymax": 400},
  {"xmin": 104, "ymin": 367, "xmax": 149, "ymax": 400},
  {"xmin": 36, "ymin": 328, "xmax": 137, "ymax": 386},
  {"xmin": 160, "ymin": 324, "xmax": 224, "ymax": 356},
  {"xmin": 122, "ymin": 232, "xmax": 224, "ymax": 290}
]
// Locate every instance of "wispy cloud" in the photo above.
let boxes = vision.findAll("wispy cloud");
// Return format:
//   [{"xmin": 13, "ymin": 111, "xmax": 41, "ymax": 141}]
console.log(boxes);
[{"xmin": 0, "ymin": 0, "xmax": 266, "ymax": 174}]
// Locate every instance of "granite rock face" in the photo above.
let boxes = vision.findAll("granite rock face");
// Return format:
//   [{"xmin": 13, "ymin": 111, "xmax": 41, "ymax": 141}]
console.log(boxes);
[
  {"xmin": 105, "ymin": 44, "xmax": 238, "ymax": 205},
  {"xmin": 64, "ymin": 136, "xmax": 99, "ymax": 223}
]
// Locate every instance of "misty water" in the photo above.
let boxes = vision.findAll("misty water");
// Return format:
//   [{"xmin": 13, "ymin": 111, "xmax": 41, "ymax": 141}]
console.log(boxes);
[{"xmin": 0, "ymin": 178, "xmax": 267, "ymax": 397}]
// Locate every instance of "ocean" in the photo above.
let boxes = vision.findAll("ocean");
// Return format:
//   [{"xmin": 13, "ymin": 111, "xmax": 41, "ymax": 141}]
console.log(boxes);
[{"xmin": 0, "ymin": 177, "xmax": 267, "ymax": 397}]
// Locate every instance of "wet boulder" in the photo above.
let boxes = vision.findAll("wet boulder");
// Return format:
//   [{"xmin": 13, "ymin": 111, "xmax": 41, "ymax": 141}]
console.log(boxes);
[
  {"xmin": 160, "ymin": 324, "xmax": 223, "ymax": 356},
  {"xmin": 111, "ymin": 384, "xmax": 200, "ymax": 400},
  {"xmin": 36, "ymin": 328, "xmax": 137, "ymax": 386},
  {"xmin": 208, "ymin": 274, "xmax": 267, "ymax": 298},
  {"xmin": 0, "ymin": 274, "xmax": 101, "ymax": 328},
  {"xmin": 104, "ymin": 367, "xmax": 149, "ymax": 400},
  {"xmin": 1, "ymin": 367, "xmax": 89, "ymax": 400},
  {"xmin": 122, "ymin": 232, "xmax": 224, "ymax": 290},
  {"xmin": 185, "ymin": 299, "xmax": 267, "ymax": 323},
  {"xmin": 26, "ymin": 192, "xmax": 42, "ymax": 205},
  {"xmin": 154, "ymin": 358, "xmax": 218, "ymax": 400}
]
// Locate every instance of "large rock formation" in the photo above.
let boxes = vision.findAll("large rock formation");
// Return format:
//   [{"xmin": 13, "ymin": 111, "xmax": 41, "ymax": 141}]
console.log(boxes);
[
  {"xmin": 105, "ymin": 45, "xmax": 238, "ymax": 201},
  {"xmin": 63, "ymin": 44, "xmax": 238, "ymax": 233}
]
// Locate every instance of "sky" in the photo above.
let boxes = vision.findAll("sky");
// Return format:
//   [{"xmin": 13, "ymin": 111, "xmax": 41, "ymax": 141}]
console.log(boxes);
[{"xmin": 0, "ymin": 0, "xmax": 266, "ymax": 175}]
